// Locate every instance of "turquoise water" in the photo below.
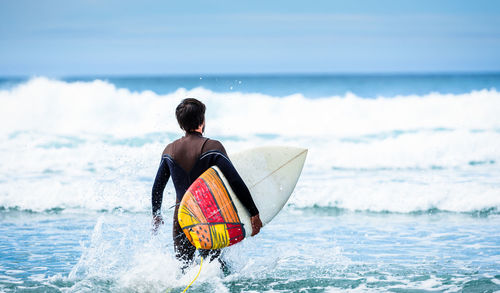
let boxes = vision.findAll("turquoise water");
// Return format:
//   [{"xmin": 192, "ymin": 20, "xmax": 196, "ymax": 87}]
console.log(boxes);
[
  {"xmin": 2, "ymin": 73, "xmax": 500, "ymax": 97},
  {"xmin": 1, "ymin": 74, "xmax": 500, "ymax": 292},
  {"xmin": 1, "ymin": 209, "xmax": 499, "ymax": 292}
]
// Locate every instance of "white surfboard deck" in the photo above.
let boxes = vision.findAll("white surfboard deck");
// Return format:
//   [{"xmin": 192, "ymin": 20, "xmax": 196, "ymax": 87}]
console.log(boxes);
[{"xmin": 217, "ymin": 146, "xmax": 307, "ymax": 238}]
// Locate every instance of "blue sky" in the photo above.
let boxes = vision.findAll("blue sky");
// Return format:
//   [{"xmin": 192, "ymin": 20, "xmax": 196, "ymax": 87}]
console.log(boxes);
[{"xmin": 1, "ymin": 0, "xmax": 500, "ymax": 76}]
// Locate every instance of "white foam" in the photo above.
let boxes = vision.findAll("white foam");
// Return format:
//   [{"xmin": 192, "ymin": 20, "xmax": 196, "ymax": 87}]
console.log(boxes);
[
  {"xmin": 1, "ymin": 78, "xmax": 499, "ymax": 213},
  {"xmin": 67, "ymin": 215, "xmax": 187, "ymax": 291},
  {"xmin": 291, "ymin": 167, "xmax": 500, "ymax": 213},
  {"xmin": 1, "ymin": 77, "xmax": 500, "ymax": 137}
]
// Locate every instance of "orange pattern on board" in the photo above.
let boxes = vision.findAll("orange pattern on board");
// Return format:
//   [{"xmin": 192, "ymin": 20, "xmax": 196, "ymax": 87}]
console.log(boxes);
[{"xmin": 178, "ymin": 167, "xmax": 245, "ymax": 250}]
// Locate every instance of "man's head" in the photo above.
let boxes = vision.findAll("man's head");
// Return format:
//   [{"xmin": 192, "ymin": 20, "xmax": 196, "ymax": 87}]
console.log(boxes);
[{"xmin": 175, "ymin": 98, "xmax": 206, "ymax": 133}]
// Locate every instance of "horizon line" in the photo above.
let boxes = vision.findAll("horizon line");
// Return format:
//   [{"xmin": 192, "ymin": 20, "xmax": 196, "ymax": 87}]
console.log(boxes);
[{"xmin": 2, "ymin": 70, "xmax": 500, "ymax": 79}]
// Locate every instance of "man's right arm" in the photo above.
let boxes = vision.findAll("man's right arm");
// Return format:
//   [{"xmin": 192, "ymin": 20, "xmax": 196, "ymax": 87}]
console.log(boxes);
[
  {"xmin": 215, "ymin": 155, "xmax": 262, "ymax": 235},
  {"xmin": 203, "ymin": 140, "xmax": 263, "ymax": 236}
]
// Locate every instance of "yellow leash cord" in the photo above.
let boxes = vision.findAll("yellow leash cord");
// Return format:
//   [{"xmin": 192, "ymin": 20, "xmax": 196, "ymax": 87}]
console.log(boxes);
[{"xmin": 181, "ymin": 256, "xmax": 203, "ymax": 292}]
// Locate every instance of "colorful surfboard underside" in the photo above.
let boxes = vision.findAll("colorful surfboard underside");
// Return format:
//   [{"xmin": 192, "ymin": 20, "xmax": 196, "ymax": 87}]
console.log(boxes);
[
  {"xmin": 178, "ymin": 146, "xmax": 307, "ymax": 250},
  {"xmin": 178, "ymin": 167, "xmax": 245, "ymax": 249}
]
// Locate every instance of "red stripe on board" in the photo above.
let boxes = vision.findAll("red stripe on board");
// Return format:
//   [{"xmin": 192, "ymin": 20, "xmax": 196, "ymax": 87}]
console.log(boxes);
[
  {"xmin": 226, "ymin": 223, "xmax": 244, "ymax": 245},
  {"xmin": 189, "ymin": 178, "xmax": 224, "ymax": 223}
]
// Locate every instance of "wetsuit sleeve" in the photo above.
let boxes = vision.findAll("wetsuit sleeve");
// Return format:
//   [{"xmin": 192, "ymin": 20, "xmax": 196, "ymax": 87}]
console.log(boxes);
[
  {"xmin": 152, "ymin": 157, "xmax": 170, "ymax": 216},
  {"xmin": 215, "ymin": 153, "xmax": 260, "ymax": 217}
]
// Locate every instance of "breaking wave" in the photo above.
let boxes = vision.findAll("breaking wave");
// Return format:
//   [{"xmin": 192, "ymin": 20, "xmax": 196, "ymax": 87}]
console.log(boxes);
[{"xmin": 1, "ymin": 77, "xmax": 499, "ymax": 213}]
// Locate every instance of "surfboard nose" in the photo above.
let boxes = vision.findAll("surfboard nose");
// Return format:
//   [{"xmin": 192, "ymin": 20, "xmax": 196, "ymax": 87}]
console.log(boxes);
[
  {"xmin": 292, "ymin": 147, "xmax": 308, "ymax": 168},
  {"xmin": 229, "ymin": 146, "xmax": 308, "ymax": 227},
  {"xmin": 269, "ymin": 146, "xmax": 308, "ymax": 172}
]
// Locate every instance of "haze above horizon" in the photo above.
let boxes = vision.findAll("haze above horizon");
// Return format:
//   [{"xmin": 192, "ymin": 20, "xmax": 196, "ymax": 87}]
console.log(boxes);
[{"xmin": 1, "ymin": 0, "xmax": 499, "ymax": 76}]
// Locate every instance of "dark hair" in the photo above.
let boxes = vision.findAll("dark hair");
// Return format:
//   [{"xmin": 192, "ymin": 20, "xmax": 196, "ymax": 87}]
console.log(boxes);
[{"xmin": 175, "ymin": 98, "xmax": 206, "ymax": 132}]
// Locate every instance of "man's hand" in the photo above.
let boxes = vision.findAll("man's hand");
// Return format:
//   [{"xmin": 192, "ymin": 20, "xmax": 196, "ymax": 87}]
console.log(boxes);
[
  {"xmin": 250, "ymin": 214, "xmax": 263, "ymax": 236},
  {"xmin": 152, "ymin": 214, "xmax": 164, "ymax": 235}
]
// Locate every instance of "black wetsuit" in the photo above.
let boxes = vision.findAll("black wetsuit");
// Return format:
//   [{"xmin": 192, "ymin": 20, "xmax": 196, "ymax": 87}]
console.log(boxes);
[{"xmin": 152, "ymin": 131, "xmax": 259, "ymax": 265}]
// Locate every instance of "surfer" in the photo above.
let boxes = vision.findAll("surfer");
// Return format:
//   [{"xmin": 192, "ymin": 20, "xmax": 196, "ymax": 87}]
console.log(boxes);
[{"xmin": 151, "ymin": 98, "xmax": 262, "ymax": 268}]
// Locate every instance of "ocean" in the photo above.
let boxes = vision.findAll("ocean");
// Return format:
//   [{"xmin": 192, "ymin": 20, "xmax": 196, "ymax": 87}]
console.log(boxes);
[{"xmin": 0, "ymin": 74, "xmax": 499, "ymax": 292}]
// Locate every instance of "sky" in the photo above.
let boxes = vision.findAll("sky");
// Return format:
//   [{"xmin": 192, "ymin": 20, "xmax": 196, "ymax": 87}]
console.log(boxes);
[{"xmin": 1, "ymin": 0, "xmax": 500, "ymax": 76}]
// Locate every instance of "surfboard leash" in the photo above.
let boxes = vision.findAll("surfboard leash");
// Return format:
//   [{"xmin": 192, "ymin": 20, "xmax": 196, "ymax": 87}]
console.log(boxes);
[{"xmin": 181, "ymin": 256, "xmax": 203, "ymax": 292}]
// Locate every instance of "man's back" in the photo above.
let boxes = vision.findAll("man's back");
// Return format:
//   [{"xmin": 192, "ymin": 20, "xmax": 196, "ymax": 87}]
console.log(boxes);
[
  {"xmin": 151, "ymin": 98, "xmax": 261, "ymax": 267},
  {"xmin": 160, "ymin": 131, "xmax": 227, "ymax": 203},
  {"xmin": 163, "ymin": 131, "xmax": 227, "ymax": 180}
]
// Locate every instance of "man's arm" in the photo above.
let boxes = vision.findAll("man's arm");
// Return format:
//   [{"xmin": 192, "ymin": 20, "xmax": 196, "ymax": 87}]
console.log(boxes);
[
  {"xmin": 151, "ymin": 157, "xmax": 170, "ymax": 232},
  {"xmin": 202, "ymin": 139, "xmax": 263, "ymax": 236},
  {"xmin": 213, "ymin": 151, "xmax": 262, "ymax": 236}
]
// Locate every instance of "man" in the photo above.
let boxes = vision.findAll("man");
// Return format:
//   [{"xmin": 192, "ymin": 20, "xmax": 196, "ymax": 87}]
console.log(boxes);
[{"xmin": 151, "ymin": 98, "xmax": 262, "ymax": 267}]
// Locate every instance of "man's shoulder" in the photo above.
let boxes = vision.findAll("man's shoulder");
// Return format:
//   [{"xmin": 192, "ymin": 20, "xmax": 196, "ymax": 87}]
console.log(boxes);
[
  {"xmin": 205, "ymin": 137, "xmax": 224, "ymax": 147},
  {"xmin": 162, "ymin": 137, "xmax": 183, "ymax": 156},
  {"xmin": 203, "ymin": 138, "xmax": 227, "ymax": 155}
]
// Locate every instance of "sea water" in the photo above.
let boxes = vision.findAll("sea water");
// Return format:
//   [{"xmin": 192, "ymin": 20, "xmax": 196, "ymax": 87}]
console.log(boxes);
[{"xmin": 0, "ymin": 74, "xmax": 499, "ymax": 292}]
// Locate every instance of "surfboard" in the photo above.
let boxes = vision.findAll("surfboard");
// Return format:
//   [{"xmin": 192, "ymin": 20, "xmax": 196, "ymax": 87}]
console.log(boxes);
[{"xmin": 177, "ymin": 146, "xmax": 307, "ymax": 250}]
